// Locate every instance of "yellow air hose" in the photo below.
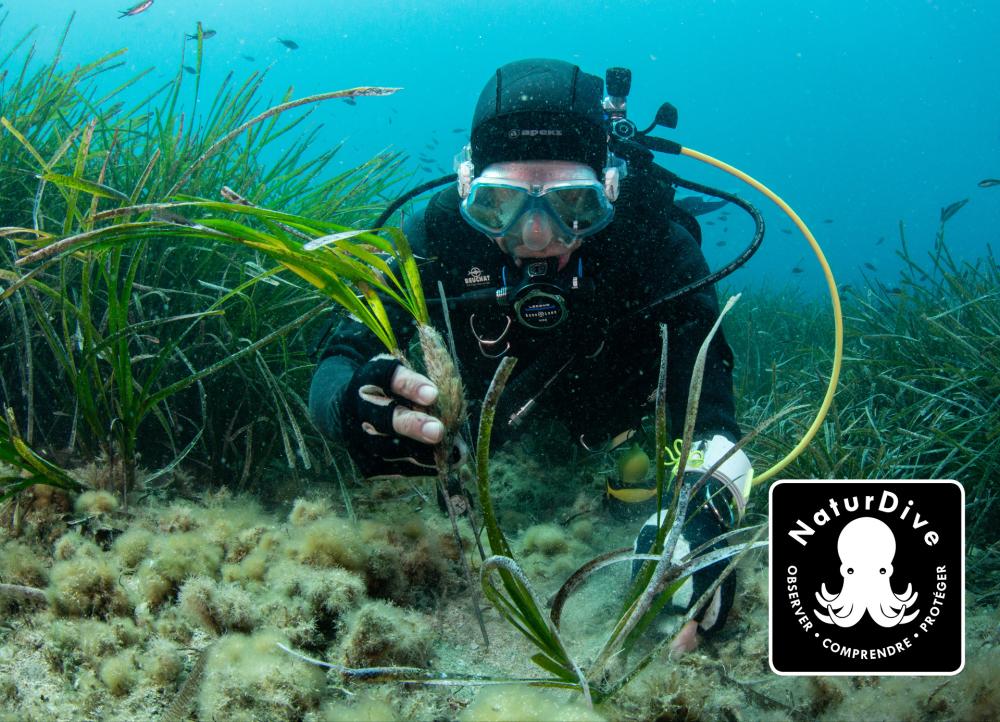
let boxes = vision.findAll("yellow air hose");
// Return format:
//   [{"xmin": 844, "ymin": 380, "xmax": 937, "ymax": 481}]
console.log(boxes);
[{"xmin": 679, "ymin": 146, "xmax": 844, "ymax": 487}]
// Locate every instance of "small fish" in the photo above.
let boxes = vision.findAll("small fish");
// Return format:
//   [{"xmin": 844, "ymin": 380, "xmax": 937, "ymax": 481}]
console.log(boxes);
[
  {"xmin": 424, "ymin": 143, "xmax": 435, "ymax": 150},
  {"xmin": 277, "ymin": 38, "xmax": 299, "ymax": 50},
  {"xmin": 342, "ymin": 97, "xmax": 357, "ymax": 106},
  {"xmin": 241, "ymin": 54, "xmax": 256, "ymax": 61},
  {"xmin": 421, "ymin": 166, "xmax": 433, "ymax": 172},
  {"xmin": 837, "ymin": 283, "xmax": 853, "ymax": 293},
  {"xmin": 182, "ymin": 65, "xmax": 197, "ymax": 74},
  {"xmin": 220, "ymin": 186, "xmax": 252, "ymax": 205},
  {"xmin": 780, "ymin": 228, "xmax": 792, "ymax": 235},
  {"xmin": 940, "ymin": 198, "xmax": 969, "ymax": 223},
  {"xmin": 436, "ymin": 166, "xmax": 448, "ymax": 175},
  {"xmin": 676, "ymin": 196, "xmax": 728, "ymax": 217},
  {"xmin": 791, "ymin": 266, "xmax": 804, "ymax": 274},
  {"xmin": 822, "ymin": 219, "xmax": 834, "ymax": 224},
  {"xmin": 302, "ymin": 229, "xmax": 375, "ymax": 252},
  {"xmin": 387, "ymin": 117, "xmax": 392, "ymax": 125},
  {"xmin": 152, "ymin": 209, "xmax": 195, "ymax": 225},
  {"xmin": 863, "ymin": 262, "xmax": 877, "ymax": 271},
  {"xmin": 876, "ymin": 236, "xmax": 884, "ymax": 245},
  {"xmin": 243, "ymin": 261, "xmax": 281, "ymax": 286},
  {"xmin": 977, "ymin": 178, "xmax": 1000, "ymax": 188},
  {"xmin": 419, "ymin": 157, "xmax": 435, "ymax": 164},
  {"xmin": 119, "ymin": 0, "xmax": 153, "ymax": 18},
  {"xmin": 723, "ymin": 227, "xmax": 728, "ymax": 233},
  {"xmin": 705, "ymin": 220, "xmax": 715, "ymax": 226},
  {"xmin": 186, "ymin": 29, "xmax": 217, "ymax": 40},
  {"xmin": 152, "ymin": 210, "xmax": 208, "ymax": 231},
  {"xmin": 715, "ymin": 240, "xmax": 727, "ymax": 247},
  {"xmin": 452, "ymin": 128, "xmax": 466, "ymax": 133}
]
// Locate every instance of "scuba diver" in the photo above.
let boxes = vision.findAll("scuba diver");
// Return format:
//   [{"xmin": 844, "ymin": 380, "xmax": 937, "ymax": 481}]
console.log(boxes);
[{"xmin": 309, "ymin": 58, "xmax": 755, "ymax": 652}]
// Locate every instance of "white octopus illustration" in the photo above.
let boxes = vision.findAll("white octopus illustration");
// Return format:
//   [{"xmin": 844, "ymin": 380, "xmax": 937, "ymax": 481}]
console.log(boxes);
[{"xmin": 814, "ymin": 516, "xmax": 920, "ymax": 627}]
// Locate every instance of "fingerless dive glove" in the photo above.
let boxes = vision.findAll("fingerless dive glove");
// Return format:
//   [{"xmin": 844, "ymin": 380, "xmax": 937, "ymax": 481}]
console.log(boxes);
[{"xmin": 340, "ymin": 356, "xmax": 438, "ymax": 478}]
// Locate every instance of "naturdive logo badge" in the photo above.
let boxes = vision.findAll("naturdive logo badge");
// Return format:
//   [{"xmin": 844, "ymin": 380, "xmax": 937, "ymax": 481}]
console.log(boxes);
[{"xmin": 769, "ymin": 480, "xmax": 964, "ymax": 675}]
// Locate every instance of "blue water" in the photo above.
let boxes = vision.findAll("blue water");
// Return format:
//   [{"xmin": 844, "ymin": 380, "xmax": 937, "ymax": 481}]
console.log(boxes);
[{"xmin": 5, "ymin": 0, "xmax": 1000, "ymax": 294}]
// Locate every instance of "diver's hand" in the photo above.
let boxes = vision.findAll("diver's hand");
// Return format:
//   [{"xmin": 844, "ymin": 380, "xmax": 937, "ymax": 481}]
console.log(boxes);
[
  {"xmin": 340, "ymin": 355, "xmax": 446, "ymax": 478},
  {"xmin": 385, "ymin": 363, "xmax": 444, "ymax": 444}
]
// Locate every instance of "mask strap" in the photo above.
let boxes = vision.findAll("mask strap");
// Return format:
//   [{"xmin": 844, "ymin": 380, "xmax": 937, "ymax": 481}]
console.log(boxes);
[
  {"xmin": 455, "ymin": 144, "xmax": 474, "ymax": 198},
  {"xmin": 602, "ymin": 152, "xmax": 628, "ymax": 202}
]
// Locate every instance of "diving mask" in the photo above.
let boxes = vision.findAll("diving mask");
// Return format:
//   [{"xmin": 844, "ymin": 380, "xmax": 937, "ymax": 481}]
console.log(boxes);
[{"xmin": 458, "ymin": 161, "xmax": 618, "ymax": 249}]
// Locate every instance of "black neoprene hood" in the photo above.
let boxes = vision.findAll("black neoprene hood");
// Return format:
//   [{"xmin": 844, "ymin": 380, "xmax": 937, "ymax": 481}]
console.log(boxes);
[{"xmin": 469, "ymin": 59, "xmax": 608, "ymax": 176}]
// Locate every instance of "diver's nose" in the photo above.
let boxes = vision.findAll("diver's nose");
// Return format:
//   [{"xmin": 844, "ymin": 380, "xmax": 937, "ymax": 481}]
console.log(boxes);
[{"xmin": 519, "ymin": 210, "xmax": 553, "ymax": 251}]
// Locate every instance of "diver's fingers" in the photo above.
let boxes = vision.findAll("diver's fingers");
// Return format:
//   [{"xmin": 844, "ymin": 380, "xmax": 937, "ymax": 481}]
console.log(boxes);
[
  {"xmin": 390, "ymin": 365, "xmax": 439, "ymax": 406},
  {"xmin": 668, "ymin": 619, "xmax": 701, "ymax": 658},
  {"xmin": 392, "ymin": 407, "xmax": 444, "ymax": 445}
]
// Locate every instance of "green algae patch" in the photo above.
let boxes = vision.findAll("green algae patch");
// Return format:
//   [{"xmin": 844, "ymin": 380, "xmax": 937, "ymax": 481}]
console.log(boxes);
[
  {"xmin": 287, "ymin": 515, "xmax": 368, "ymax": 572},
  {"xmin": 112, "ymin": 527, "xmax": 154, "ymax": 570},
  {"xmin": 137, "ymin": 531, "xmax": 224, "ymax": 608},
  {"xmin": 261, "ymin": 559, "xmax": 366, "ymax": 647},
  {"xmin": 460, "ymin": 686, "xmax": 607, "ymax": 721},
  {"xmin": 45, "ymin": 617, "xmax": 146, "ymax": 674},
  {"xmin": 339, "ymin": 600, "xmax": 433, "ymax": 668},
  {"xmin": 198, "ymin": 630, "xmax": 326, "ymax": 721},
  {"xmin": 179, "ymin": 576, "xmax": 260, "ymax": 635},
  {"xmin": 99, "ymin": 650, "xmax": 139, "ymax": 696},
  {"xmin": 0, "ymin": 540, "xmax": 48, "ymax": 587},
  {"xmin": 313, "ymin": 695, "xmax": 399, "ymax": 721},
  {"xmin": 48, "ymin": 556, "xmax": 133, "ymax": 618},
  {"xmin": 74, "ymin": 490, "xmax": 120, "ymax": 515},
  {"xmin": 140, "ymin": 637, "xmax": 185, "ymax": 688}
]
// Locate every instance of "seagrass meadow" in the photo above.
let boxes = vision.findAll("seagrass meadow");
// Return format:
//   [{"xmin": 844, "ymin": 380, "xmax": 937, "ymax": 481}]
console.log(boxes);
[{"xmin": 2, "ymin": 17, "xmax": 1000, "ymax": 722}]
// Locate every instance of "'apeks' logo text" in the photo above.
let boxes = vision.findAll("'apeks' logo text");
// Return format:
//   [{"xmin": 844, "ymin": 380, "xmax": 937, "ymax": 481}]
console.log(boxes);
[
  {"xmin": 508, "ymin": 129, "xmax": 563, "ymax": 138},
  {"xmin": 769, "ymin": 480, "xmax": 964, "ymax": 675}
]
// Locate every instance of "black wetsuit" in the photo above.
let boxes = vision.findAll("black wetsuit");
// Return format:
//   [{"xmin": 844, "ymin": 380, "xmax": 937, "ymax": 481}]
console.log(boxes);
[{"xmin": 309, "ymin": 172, "xmax": 740, "ymax": 459}]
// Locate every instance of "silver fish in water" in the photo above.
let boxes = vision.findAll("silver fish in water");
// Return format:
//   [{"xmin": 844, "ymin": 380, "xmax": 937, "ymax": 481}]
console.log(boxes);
[
  {"xmin": 119, "ymin": 0, "xmax": 153, "ymax": 18},
  {"xmin": 939, "ymin": 198, "xmax": 968, "ymax": 223}
]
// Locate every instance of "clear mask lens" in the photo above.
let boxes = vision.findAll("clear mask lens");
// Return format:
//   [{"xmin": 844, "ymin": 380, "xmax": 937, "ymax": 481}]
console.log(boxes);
[
  {"xmin": 464, "ymin": 185, "xmax": 528, "ymax": 233},
  {"xmin": 543, "ymin": 186, "xmax": 607, "ymax": 232},
  {"xmin": 461, "ymin": 180, "xmax": 613, "ymax": 239}
]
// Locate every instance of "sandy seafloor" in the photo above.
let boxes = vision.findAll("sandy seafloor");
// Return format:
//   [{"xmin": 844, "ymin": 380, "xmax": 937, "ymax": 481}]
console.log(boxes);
[{"xmin": 1, "ymin": 437, "xmax": 998, "ymax": 722}]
